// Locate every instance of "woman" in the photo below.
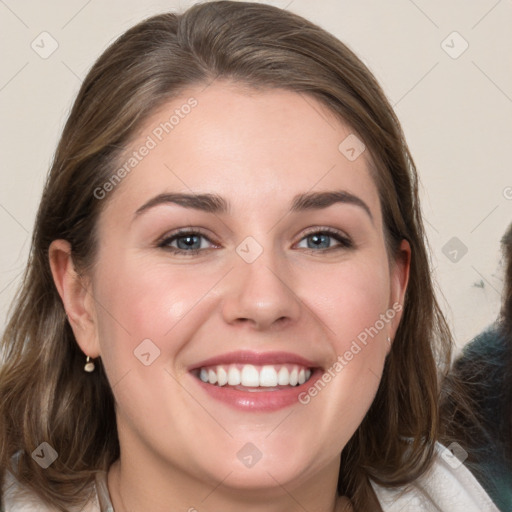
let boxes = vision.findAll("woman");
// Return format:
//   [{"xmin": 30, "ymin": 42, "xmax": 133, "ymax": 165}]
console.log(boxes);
[
  {"xmin": 441, "ymin": 223, "xmax": 512, "ymax": 512},
  {"xmin": 0, "ymin": 2, "xmax": 499, "ymax": 511}
]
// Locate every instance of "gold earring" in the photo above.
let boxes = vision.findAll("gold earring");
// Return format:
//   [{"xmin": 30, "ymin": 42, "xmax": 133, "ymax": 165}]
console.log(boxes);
[{"xmin": 84, "ymin": 356, "xmax": 95, "ymax": 373}]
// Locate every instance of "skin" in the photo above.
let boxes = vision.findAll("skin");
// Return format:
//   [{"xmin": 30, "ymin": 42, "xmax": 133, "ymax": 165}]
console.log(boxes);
[{"xmin": 50, "ymin": 81, "xmax": 410, "ymax": 512}]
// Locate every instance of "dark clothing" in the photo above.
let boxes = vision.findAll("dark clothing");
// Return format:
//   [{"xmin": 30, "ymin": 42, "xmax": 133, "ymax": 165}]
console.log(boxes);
[{"xmin": 449, "ymin": 327, "xmax": 512, "ymax": 512}]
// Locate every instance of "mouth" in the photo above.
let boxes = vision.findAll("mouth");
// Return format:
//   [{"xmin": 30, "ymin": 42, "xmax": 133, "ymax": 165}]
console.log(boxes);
[
  {"xmin": 193, "ymin": 363, "xmax": 314, "ymax": 391},
  {"xmin": 188, "ymin": 351, "xmax": 322, "ymax": 411}
]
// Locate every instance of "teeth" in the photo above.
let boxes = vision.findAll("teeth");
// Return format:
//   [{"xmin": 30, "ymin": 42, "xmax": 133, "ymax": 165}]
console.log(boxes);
[
  {"xmin": 241, "ymin": 365, "xmax": 259, "ymax": 387},
  {"xmin": 197, "ymin": 364, "xmax": 313, "ymax": 388},
  {"xmin": 228, "ymin": 366, "xmax": 241, "ymax": 386},
  {"xmin": 217, "ymin": 366, "xmax": 228, "ymax": 386},
  {"xmin": 208, "ymin": 369, "xmax": 217, "ymax": 385},
  {"xmin": 260, "ymin": 365, "xmax": 278, "ymax": 387},
  {"xmin": 277, "ymin": 366, "xmax": 289, "ymax": 385}
]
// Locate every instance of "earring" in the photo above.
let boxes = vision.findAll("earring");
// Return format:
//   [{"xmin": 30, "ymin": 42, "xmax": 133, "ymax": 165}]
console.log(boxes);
[
  {"xmin": 386, "ymin": 336, "xmax": 392, "ymax": 346},
  {"xmin": 84, "ymin": 356, "xmax": 95, "ymax": 373}
]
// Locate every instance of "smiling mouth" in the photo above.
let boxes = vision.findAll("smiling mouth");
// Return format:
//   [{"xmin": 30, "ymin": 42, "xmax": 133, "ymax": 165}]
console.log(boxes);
[{"xmin": 193, "ymin": 363, "xmax": 314, "ymax": 391}]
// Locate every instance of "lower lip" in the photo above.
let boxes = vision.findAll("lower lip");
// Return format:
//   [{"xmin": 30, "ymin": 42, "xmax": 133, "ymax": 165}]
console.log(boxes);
[{"xmin": 190, "ymin": 369, "xmax": 322, "ymax": 411}]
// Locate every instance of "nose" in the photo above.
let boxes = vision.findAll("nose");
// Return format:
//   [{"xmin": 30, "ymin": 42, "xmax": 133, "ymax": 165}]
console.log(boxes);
[{"xmin": 221, "ymin": 249, "xmax": 302, "ymax": 331}]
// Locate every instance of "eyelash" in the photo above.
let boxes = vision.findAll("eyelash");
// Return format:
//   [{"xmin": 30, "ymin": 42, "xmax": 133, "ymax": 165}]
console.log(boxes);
[{"xmin": 157, "ymin": 227, "xmax": 353, "ymax": 256}]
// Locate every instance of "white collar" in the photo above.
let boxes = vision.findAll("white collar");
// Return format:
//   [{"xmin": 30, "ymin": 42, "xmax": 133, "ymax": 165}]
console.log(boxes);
[{"xmin": 371, "ymin": 442, "xmax": 500, "ymax": 511}]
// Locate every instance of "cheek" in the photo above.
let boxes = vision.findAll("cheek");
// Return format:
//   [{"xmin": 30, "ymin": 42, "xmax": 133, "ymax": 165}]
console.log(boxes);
[
  {"xmin": 304, "ymin": 257, "xmax": 392, "ymax": 344},
  {"xmin": 297, "ymin": 258, "xmax": 391, "ymax": 428},
  {"xmin": 91, "ymin": 253, "xmax": 223, "ymax": 366},
  {"xmin": 90, "ymin": 255, "xmax": 216, "ymax": 425}
]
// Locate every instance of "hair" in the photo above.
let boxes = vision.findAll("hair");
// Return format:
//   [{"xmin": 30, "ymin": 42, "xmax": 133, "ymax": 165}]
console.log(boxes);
[
  {"xmin": 501, "ymin": 223, "xmax": 512, "ymax": 344},
  {"xmin": 440, "ymin": 223, "xmax": 512, "ymax": 491},
  {"xmin": 498, "ymin": 223, "xmax": 512, "ymax": 460},
  {"xmin": 0, "ymin": 2, "xmax": 452, "ymax": 511}
]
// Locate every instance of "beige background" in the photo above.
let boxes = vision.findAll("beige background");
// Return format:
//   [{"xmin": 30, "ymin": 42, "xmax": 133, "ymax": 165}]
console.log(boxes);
[{"xmin": 0, "ymin": 0, "xmax": 511, "ymax": 352}]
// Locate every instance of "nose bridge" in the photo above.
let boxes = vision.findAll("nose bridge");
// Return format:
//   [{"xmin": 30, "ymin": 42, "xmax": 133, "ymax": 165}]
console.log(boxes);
[{"xmin": 221, "ymin": 237, "xmax": 301, "ymax": 329}]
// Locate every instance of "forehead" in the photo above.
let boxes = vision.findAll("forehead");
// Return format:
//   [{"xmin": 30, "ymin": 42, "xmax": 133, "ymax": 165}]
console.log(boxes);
[{"xmin": 103, "ymin": 82, "xmax": 381, "ymax": 222}]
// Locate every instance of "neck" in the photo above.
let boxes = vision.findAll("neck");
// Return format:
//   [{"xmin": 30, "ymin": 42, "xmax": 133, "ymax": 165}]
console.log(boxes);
[{"xmin": 107, "ymin": 441, "xmax": 352, "ymax": 512}]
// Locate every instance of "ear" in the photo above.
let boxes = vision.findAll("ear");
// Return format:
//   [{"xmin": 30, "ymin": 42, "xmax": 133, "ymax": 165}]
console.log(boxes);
[
  {"xmin": 388, "ymin": 239, "xmax": 411, "ymax": 341},
  {"xmin": 48, "ymin": 239, "xmax": 100, "ymax": 358}
]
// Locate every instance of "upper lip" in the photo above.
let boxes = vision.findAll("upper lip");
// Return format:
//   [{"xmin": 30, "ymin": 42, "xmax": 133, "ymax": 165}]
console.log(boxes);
[{"xmin": 188, "ymin": 351, "xmax": 322, "ymax": 371}]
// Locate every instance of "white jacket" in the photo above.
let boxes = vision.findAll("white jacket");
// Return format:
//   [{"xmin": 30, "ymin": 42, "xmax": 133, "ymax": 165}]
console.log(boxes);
[{"xmin": 2, "ymin": 443, "xmax": 500, "ymax": 512}]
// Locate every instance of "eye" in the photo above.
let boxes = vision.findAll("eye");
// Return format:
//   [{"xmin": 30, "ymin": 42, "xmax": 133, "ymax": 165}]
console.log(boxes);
[
  {"xmin": 157, "ymin": 227, "xmax": 353, "ymax": 256},
  {"xmin": 158, "ymin": 229, "xmax": 217, "ymax": 255},
  {"xmin": 295, "ymin": 228, "xmax": 353, "ymax": 251}
]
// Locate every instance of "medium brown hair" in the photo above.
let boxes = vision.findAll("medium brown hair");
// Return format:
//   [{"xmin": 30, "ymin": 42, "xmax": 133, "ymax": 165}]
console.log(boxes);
[{"xmin": 0, "ymin": 2, "xmax": 451, "ymax": 510}]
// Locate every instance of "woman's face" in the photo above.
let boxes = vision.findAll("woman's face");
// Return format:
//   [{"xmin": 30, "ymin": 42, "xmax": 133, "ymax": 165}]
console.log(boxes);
[{"xmin": 78, "ymin": 82, "xmax": 409, "ymax": 491}]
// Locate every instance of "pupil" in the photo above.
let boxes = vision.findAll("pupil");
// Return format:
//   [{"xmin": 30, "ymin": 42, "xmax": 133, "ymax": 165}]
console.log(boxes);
[
  {"xmin": 309, "ymin": 234, "xmax": 329, "ymax": 249},
  {"xmin": 178, "ymin": 235, "xmax": 200, "ymax": 250}
]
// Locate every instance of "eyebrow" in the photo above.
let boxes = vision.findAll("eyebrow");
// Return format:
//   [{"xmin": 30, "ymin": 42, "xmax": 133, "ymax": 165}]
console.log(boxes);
[{"xmin": 134, "ymin": 190, "xmax": 373, "ymax": 222}]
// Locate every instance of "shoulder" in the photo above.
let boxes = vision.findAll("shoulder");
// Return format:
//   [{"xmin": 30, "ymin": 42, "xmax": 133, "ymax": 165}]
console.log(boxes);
[
  {"xmin": 2, "ymin": 467, "xmax": 103, "ymax": 512},
  {"xmin": 370, "ymin": 442, "xmax": 500, "ymax": 512}
]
